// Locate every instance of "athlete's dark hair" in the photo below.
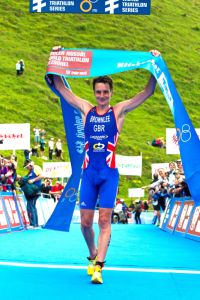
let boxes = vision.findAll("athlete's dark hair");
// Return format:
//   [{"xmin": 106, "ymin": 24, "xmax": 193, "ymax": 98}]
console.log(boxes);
[{"xmin": 92, "ymin": 76, "xmax": 113, "ymax": 92}]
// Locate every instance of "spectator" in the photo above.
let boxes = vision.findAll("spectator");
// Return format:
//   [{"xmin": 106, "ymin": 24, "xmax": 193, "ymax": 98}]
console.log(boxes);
[
  {"xmin": 16, "ymin": 61, "xmax": 21, "ymax": 76},
  {"xmin": 143, "ymin": 168, "xmax": 169, "ymax": 203},
  {"xmin": 176, "ymin": 159, "xmax": 184, "ymax": 175},
  {"xmin": 121, "ymin": 198, "xmax": 127, "ymax": 213},
  {"xmin": 33, "ymin": 127, "xmax": 41, "ymax": 147},
  {"xmin": 3, "ymin": 159, "xmax": 17, "ymax": 192},
  {"xmin": 143, "ymin": 201, "xmax": 149, "ymax": 212},
  {"xmin": 40, "ymin": 136, "xmax": 46, "ymax": 158},
  {"xmin": 0, "ymin": 157, "xmax": 9, "ymax": 191},
  {"xmin": 112, "ymin": 198, "xmax": 128, "ymax": 224},
  {"xmin": 19, "ymin": 59, "xmax": 25, "ymax": 75},
  {"xmin": 10, "ymin": 154, "xmax": 18, "ymax": 169},
  {"xmin": 24, "ymin": 149, "xmax": 32, "ymax": 160},
  {"xmin": 48, "ymin": 137, "xmax": 54, "ymax": 160},
  {"xmin": 19, "ymin": 159, "xmax": 43, "ymax": 228},
  {"xmin": 173, "ymin": 172, "xmax": 184, "ymax": 186},
  {"xmin": 0, "ymin": 158, "xmax": 17, "ymax": 192},
  {"xmin": 55, "ymin": 139, "xmax": 63, "ymax": 160},
  {"xmin": 40, "ymin": 129, "xmax": 46, "ymax": 140},
  {"xmin": 158, "ymin": 168, "xmax": 169, "ymax": 188},
  {"xmin": 151, "ymin": 185, "xmax": 169, "ymax": 226},
  {"xmin": 167, "ymin": 161, "xmax": 177, "ymax": 187},
  {"xmin": 31, "ymin": 146, "xmax": 39, "ymax": 157},
  {"xmin": 50, "ymin": 180, "xmax": 64, "ymax": 202},
  {"xmin": 134, "ymin": 200, "xmax": 142, "ymax": 224},
  {"xmin": 129, "ymin": 201, "xmax": 135, "ymax": 212},
  {"xmin": 170, "ymin": 180, "xmax": 191, "ymax": 198},
  {"xmin": 151, "ymin": 137, "xmax": 166, "ymax": 148},
  {"xmin": 41, "ymin": 178, "xmax": 52, "ymax": 198}
]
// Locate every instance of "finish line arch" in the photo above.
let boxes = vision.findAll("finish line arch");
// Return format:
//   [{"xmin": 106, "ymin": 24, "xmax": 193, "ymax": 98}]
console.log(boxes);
[{"xmin": 44, "ymin": 48, "xmax": 200, "ymax": 232}]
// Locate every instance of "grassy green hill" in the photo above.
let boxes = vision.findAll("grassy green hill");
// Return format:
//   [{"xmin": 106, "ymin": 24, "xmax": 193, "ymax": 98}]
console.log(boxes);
[{"xmin": 0, "ymin": 0, "xmax": 199, "ymax": 201}]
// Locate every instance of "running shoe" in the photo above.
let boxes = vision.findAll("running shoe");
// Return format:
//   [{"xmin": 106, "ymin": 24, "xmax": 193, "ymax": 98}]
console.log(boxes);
[
  {"xmin": 87, "ymin": 255, "xmax": 97, "ymax": 276},
  {"xmin": 91, "ymin": 265, "xmax": 103, "ymax": 284}
]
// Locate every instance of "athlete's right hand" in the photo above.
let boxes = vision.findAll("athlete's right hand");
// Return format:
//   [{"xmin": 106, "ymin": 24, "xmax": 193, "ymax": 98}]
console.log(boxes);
[{"xmin": 52, "ymin": 45, "xmax": 62, "ymax": 52}]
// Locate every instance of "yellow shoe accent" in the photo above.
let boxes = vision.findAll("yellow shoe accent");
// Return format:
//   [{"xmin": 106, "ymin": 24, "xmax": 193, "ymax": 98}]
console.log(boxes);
[
  {"xmin": 91, "ymin": 265, "xmax": 103, "ymax": 284},
  {"xmin": 87, "ymin": 256, "xmax": 97, "ymax": 276}
]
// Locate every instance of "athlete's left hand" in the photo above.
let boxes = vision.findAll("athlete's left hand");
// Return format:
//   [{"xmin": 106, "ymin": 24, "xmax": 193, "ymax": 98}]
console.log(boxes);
[{"xmin": 150, "ymin": 49, "xmax": 161, "ymax": 57}]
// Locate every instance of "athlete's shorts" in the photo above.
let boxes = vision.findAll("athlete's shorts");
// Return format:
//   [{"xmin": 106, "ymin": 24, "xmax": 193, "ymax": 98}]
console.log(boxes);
[{"xmin": 80, "ymin": 166, "xmax": 119, "ymax": 210}]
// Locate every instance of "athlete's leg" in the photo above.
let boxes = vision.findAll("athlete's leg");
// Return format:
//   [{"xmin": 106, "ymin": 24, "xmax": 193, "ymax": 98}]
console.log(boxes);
[
  {"xmin": 96, "ymin": 168, "xmax": 119, "ymax": 262},
  {"xmin": 80, "ymin": 169, "xmax": 98, "ymax": 259},
  {"xmin": 97, "ymin": 208, "xmax": 113, "ymax": 262},
  {"xmin": 80, "ymin": 209, "xmax": 97, "ymax": 258}
]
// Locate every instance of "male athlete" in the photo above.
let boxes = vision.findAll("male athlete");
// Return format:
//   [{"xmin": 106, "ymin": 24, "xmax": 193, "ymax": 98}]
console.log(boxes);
[{"xmin": 51, "ymin": 47, "xmax": 160, "ymax": 284}]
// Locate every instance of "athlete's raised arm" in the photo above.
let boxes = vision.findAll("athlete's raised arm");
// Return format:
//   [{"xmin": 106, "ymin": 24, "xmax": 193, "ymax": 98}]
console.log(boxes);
[
  {"xmin": 114, "ymin": 50, "xmax": 160, "ymax": 132},
  {"xmin": 53, "ymin": 75, "xmax": 92, "ymax": 116}
]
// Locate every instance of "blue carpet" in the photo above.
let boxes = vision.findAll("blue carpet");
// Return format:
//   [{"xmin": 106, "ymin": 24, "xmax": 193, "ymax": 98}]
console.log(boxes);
[
  {"xmin": 0, "ymin": 265, "xmax": 199, "ymax": 300},
  {"xmin": 0, "ymin": 224, "xmax": 200, "ymax": 300},
  {"xmin": 0, "ymin": 224, "xmax": 199, "ymax": 270}
]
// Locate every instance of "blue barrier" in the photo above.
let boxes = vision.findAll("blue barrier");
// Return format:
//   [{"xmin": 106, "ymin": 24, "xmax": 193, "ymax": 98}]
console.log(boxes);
[{"xmin": 161, "ymin": 197, "xmax": 200, "ymax": 242}]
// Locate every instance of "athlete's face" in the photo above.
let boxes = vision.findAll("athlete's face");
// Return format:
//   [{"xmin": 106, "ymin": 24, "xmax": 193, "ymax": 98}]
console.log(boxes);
[{"xmin": 94, "ymin": 83, "xmax": 112, "ymax": 106}]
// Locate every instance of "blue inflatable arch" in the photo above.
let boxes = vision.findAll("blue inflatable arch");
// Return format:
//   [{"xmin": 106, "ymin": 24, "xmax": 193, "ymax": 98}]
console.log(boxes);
[{"xmin": 45, "ymin": 49, "xmax": 200, "ymax": 231}]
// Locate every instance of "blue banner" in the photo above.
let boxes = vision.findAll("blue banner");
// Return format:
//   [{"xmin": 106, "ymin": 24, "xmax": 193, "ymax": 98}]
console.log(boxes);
[
  {"xmin": 45, "ymin": 48, "xmax": 200, "ymax": 231},
  {"xmin": 44, "ymin": 77, "xmax": 85, "ymax": 231},
  {"xmin": 30, "ymin": 0, "xmax": 151, "ymax": 15}
]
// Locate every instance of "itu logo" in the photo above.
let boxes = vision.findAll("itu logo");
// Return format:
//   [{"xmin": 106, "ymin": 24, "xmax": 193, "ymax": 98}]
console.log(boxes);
[
  {"xmin": 79, "ymin": 0, "xmax": 100, "ymax": 13},
  {"xmin": 31, "ymin": 0, "xmax": 46, "ymax": 12},
  {"xmin": 105, "ymin": 0, "xmax": 119, "ymax": 14}
]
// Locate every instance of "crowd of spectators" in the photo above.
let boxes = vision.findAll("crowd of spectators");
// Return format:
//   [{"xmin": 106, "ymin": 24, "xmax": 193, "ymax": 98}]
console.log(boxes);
[
  {"xmin": 0, "ymin": 153, "xmax": 66, "ymax": 229},
  {"xmin": 0, "ymin": 154, "xmax": 17, "ymax": 192},
  {"xmin": 29, "ymin": 128, "xmax": 64, "ymax": 161},
  {"xmin": 111, "ymin": 159, "xmax": 189, "ymax": 226},
  {"xmin": 0, "ymin": 153, "xmax": 65, "ymax": 199},
  {"xmin": 41, "ymin": 178, "xmax": 64, "ymax": 202},
  {"xmin": 48, "ymin": 137, "xmax": 64, "ymax": 160},
  {"xmin": 0, "ymin": 149, "xmax": 190, "ymax": 229},
  {"xmin": 142, "ymin": 159, "xmax": 190, "ymax": 226}
]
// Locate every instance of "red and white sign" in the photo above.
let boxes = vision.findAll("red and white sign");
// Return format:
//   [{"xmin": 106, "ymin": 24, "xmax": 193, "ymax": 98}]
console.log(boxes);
[
  {"xmin": 3, "ymin": 196, "xmax": 21, "ymax": 228},
  {"xmin": 47, "ymin": 50, "xmax": 93, "ymax": 77},
  {"xmin": 187, "ymin": 206, "xmax": 200, "ymax": 236},
  {"xmin": 166, "ymin": 128, "xmax": 200, "ymax": 154},
  {"xmin": 16, "ymin": 196, "xmax": 30, "ymax": 226},
  {"xmin": 176, "ymin": 200, "xmax": 194, "ymax": 233},
  {"xmin": 0, "ymin": 198, "xmax": 9, "ymax": 230},
  {"xmin": 167, "ymin": 201, "xmax": 182, "ymax": 230},
  {"xmin": 0, "ymin": 123, "xmax": 30, "ymax": 150}
]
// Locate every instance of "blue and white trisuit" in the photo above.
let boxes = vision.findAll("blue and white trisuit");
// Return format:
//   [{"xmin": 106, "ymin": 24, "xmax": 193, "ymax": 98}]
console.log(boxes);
[{"xmin": 80, "ymin": 106, "xmax": 119, "ymax": 210}]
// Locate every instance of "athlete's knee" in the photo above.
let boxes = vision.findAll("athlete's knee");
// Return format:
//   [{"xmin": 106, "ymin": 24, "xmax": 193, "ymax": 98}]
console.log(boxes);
[
  {"xmin": 81, "ymin": 217, "xmax": 93, "ymax": 228},
  {"xmin": 98, "ymin": 216, "xmax": 111, "ymax": 230},
  {"xmin": 80, "ymin": 209, "xmax": 94, "ymax": 228}
]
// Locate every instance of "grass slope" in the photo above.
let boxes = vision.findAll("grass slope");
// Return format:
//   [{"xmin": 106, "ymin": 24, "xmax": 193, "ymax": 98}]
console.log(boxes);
[{"xmin": 0, "ymin": 0, "xmax": 199, "ymax": 199}]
